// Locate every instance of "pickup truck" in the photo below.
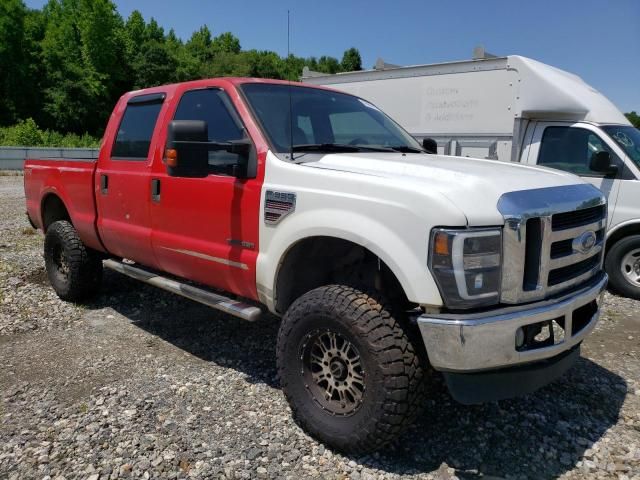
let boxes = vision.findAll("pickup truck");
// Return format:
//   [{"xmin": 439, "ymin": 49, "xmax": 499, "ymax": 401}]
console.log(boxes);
[{"xmin": 24, "ymin": 78, "xmax": 608, "ymax": 453}]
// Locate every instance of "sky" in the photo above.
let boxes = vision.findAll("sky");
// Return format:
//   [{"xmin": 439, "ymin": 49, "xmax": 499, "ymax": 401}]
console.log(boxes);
[{"xmin": 25, "ymin": 0, "xmax": 640, "ymax": 113}]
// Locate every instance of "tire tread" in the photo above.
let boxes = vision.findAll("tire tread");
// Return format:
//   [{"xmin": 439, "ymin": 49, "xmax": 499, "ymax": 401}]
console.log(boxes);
[
  {"xmin": 277, "ymin": 284, "xmax": 425, "ymax": 453},
  {"xmin": 44, "ymin": 220, "xmax": 102, "ymax": 301}
]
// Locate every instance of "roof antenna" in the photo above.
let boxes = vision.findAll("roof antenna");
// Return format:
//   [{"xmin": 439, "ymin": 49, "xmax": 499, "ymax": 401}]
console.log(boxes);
[{"xmin": 287, "ymin": 10, "xmax": 295, "ymax": 161}]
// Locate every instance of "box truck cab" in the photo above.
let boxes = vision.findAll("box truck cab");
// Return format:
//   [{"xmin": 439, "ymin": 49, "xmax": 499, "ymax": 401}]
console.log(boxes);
[{"xmin": 303, "ymin": 54, "xmax": 640, "ymax": 299}]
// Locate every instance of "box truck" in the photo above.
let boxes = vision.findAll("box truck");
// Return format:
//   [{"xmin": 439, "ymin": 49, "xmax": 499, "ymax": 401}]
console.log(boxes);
[{"xmin": 302, "ymin": 53, "xmax": 640, "ymax": 299}]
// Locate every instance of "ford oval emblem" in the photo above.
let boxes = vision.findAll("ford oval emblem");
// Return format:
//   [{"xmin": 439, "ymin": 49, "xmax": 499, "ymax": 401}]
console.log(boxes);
[{"xmin": 573, "ymin": 231, "xmax": 597, "ymax": 254}]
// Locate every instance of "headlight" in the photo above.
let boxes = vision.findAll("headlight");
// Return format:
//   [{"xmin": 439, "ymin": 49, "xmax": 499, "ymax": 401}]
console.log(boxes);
[{"xmin": 429, "ymin": 228, "xmax": 502, "ymax": 309}]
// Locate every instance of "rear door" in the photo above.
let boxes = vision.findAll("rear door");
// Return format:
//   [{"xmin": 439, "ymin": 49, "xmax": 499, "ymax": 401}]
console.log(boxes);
[
  {"xmin": 149, "ymin": 85, "xmax": 262, "ymax": 300},
  {"xmin": 95, "ymin": 93, "xmax": 166, "ymax": 267},
  {"xmin": 525, "ymin": 122, "xmax": 623, "ymax": 227}
]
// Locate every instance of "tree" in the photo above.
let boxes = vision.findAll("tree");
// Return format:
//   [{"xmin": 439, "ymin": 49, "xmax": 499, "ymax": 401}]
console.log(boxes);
[
  {"xmin": 0, "ymin": 0, "xmax": 30, "ymax": 125},
  {"xmin": 243, "ymin": 50, "xmax": 285, "ymax": 79},
  {"xmin": 39, "ymin": 0, "xmax": 126, "ymax": 134},
  {"xmin": 145, "ymin": 17, "xmax": 164, "ymax": 42},
  {"xmin": 186, "ymin": 25, "xmax": 213, "ymax": 65},
  {"xmin": 341, "ymin": 47, "xmax": 362, "ymax": 72},
  {"xmin": 213, "ymin": 32, "xmax": 241, "ymax": 54},
  {"xmin": 626, "ymin": 111, "xmax": 640, "ymax": 128},
  {"xmin": 317, "ymin": 55, "xmax": 340, "ymax": 74},
  {"xmin": 124, "ymin": 10, "xmax": 146, "ymax": 57},
  {"xmin": 123, "ymin": 13, "xmax": 178, "ymax": 89},
  {"xmin": 166, "ymin": 28, "xmax": 199, "ymax": 82},
  {"xmin": 20, "ymin": 8, "xmax": 47, "ymax": 126},
  {"xmin": 130, "ymin": 40, "xmax": 177, "ymax": 88}
]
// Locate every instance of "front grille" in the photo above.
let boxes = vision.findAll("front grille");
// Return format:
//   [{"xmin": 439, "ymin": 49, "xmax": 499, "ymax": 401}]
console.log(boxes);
[
  {"xmin": 551, "ymin": 205, "xmax": 605, "ymax": 231},
  {"xmin": 500, "ymin": 185, "xmax": 606, "ymax": 304}
]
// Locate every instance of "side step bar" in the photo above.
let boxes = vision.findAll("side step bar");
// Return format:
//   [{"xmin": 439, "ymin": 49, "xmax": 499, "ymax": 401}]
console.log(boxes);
[{"xmin": 103, "ymin": 259, "xmax": 262, "ymax": 322}]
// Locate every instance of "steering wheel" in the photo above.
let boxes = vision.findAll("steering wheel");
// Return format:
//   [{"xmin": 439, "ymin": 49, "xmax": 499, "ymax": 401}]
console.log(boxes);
[{"xmin": 348, "ymin": 138, "xmax": 370, "ymax": 145}]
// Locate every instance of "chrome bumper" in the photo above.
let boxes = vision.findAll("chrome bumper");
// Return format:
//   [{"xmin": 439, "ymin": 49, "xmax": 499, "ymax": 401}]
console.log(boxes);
[{"xmin": 417, "ymin": 274, "xmax": 607, "ymax": 372}]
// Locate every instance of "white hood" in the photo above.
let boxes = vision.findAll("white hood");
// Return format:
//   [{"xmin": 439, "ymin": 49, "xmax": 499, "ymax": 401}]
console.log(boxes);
[{"xmin": 302, "ymin": 152, "xmax": 586, "ymax": 225}]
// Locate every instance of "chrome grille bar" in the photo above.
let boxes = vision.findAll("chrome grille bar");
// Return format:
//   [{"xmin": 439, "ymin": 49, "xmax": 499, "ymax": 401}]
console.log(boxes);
[
  {"xmin": 549, "ymin": 218, "xmax": 607, "ymax": 242},
  {"xmin": 546, "ymin": 264, "xmax": 603, "ymax": 295},
  {"xmin": 549, "ymin": 243, "xmax": 603, "ymax": 269}
]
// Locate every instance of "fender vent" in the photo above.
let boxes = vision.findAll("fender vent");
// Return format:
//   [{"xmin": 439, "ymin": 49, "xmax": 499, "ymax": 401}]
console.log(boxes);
[{"xmin": 264, "ymin": 190, "xmax": 296, "ymax": 225}]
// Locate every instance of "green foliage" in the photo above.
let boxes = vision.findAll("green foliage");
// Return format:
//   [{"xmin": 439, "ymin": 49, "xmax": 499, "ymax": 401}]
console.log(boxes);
[
  {"xmin": 0, "ymin": 118, "xmax": 42, "ymax": 146},
  {"xmin": 0, "ymin": 0, "xmax": 364, "ymax": 143},
  {"xmin": 0, "ymin": 118, "xmax": 100, "ymax": 147},
  {"xmin": 317, "ymin": 56, "xmax": 341, "ymax": 74},
  {"xmin": 626, "ymin": 112, "xmax": 640, "ymax": 128},
  {"xmin": 0, "ymin": 0, "xmax": 43, "ymax": 126},
  {"xmin": 39, "ymin": 0, "xmax": 127, "ymax": 134},
  {"xmin": 341, "ymin": 47, "xmax": 362, "ymax": 72}
]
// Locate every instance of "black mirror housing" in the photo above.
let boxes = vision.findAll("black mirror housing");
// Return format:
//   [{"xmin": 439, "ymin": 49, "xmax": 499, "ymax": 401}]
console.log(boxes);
[
  {"xmin": 167, "ymin": 120, "xmax": 210, "ymax": 178},
  {"xmin": 422, "ymin": 138, "xmax": 438, "ymax": 154},
  {"xmin": 166, "ymin": 120, "xmax": 253, "ymax": 179},
  {"xmin": 590, "ymin": 150, "xmax": 618, "ymax": 176}
]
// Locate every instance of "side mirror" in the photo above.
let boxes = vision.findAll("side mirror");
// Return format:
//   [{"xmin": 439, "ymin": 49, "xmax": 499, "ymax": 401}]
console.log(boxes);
[
  {"xmin": 589, "ymin": 150, "xmax": 618, "ymax": 176},
  {"xmin": 422, "ymin": 138, "xmax": 438, "ymax": 154},
  {"xmin": 166, "ymin": 120, "xmax": 253, "ymax": 178},
  {"xmin": 166, "ymin": 120, "xmax": 210, "ymax": 178}
]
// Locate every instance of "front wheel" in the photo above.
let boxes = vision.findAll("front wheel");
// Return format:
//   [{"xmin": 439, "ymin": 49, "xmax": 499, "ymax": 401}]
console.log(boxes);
[
  {"xmin": 277, "ymin": 285, "xmax": 425, "ymax": 453},
  {"xmin": 605, "ymin": 235, "xmax": 640, "ymax": 300},
  {"xmin": 44, "ymin": 220, "xmax": 103, "ymax": 301}
]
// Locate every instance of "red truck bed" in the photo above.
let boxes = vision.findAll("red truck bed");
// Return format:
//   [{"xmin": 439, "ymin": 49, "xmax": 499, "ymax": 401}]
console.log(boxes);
[{"xmin": 24, "ymin": 158, "xmax": 104, "ymax": 252}]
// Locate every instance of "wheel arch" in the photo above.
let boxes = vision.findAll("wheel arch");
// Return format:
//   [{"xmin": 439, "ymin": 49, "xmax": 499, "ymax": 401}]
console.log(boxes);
[
  {"xmin": 606, "ymin": 220, "xmax": 640, "ymax": 252},
  {"xmin": 40, "ymin": 192, "xmax": 71, "ymax": 232},
  {"xmin": 272, "ymin": 235, "xmax": 411, "ymax": 315}
]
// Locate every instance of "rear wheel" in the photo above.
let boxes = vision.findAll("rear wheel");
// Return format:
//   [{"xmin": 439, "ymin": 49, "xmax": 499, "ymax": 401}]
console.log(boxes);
[
  {"xmin": 44, "ymin": 220, "xmax": 103, "ymax": 301},
  {"xmin": 277, "ymin": 285, "xmax": 425, "ymax": 453},
  {"xmin": 605, "ymin": 235, "xmax": 640, "ymax": 300}
]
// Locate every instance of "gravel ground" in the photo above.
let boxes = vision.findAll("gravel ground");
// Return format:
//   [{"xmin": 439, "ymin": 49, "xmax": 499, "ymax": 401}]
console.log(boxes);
[{"xmin": 0, "ymin": 173, "xmax": 639, "ymax": 480}]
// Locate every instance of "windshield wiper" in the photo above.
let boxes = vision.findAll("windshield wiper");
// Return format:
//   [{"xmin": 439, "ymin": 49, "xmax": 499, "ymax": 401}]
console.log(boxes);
[
  {"xmin": 388, "ymin": 145, "xmax": 424, "ymax": 153},
  {"xmin": 291, "ymin": 143, "xmax": 395, "ymax": 153}
]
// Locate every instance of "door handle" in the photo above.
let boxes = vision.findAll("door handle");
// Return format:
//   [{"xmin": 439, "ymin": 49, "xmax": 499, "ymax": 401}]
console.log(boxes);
[
  {"xmin": 151, "ymin": 178, "xmax": 161, "ymax": 202},
  {"xmin": 100, "ymin": 174, "xmax": 108, "ymax": 194}
]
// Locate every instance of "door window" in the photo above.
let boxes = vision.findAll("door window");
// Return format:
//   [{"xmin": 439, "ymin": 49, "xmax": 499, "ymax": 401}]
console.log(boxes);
[
  {"xmin": 537, "ymin": 126, "xmax": 617, "ymax": 176},
  {"xmin": 112, "ymin": 97, "xmax": 164, "ymax": 160},
  {"xmin": 173, "ymin": 89, "xmax": 246, "ymax": 169}
]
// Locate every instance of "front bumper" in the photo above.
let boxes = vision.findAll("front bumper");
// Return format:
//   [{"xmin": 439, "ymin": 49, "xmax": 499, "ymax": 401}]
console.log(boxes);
[{"xmin": 417, "ymin": 273, "xmax": 607, "ymax": 373}]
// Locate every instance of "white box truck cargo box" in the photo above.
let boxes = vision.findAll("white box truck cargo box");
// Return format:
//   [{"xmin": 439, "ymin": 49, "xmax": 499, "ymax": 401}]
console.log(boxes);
[
  {"xmin": 302, "ymin": 55, "xmax": 640, "ymax": 299},
  {"xmin": 302, "ymin": 55, "xmax": 629, "ymax": 161}
]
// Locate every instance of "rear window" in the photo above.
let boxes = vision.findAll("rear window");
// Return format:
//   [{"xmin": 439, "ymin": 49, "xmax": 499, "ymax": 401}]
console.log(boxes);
[{"xmin": 112, "ymin": 96, "xmax": 164, "ymax": 159}]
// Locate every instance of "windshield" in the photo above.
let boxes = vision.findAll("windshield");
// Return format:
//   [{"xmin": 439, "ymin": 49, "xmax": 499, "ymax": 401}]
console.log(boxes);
[
  {"xmin": 240, "ymin": 83, "xmax": 423, "ymax": 156},
  {"xmin": 602, "ymin": 125, "xmax": 640, "ymax": 169}
]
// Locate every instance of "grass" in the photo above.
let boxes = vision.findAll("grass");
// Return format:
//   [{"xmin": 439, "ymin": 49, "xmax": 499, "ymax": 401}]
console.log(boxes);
[
  {"xmin": 0, "ymin": 170, "xmax": 23, "ymax": 176},
  {"xmin": 21, "ymin": 227, "xmax": 35, "ymax": 235}
]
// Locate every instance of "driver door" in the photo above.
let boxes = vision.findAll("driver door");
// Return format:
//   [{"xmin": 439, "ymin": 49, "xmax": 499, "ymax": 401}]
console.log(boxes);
[{"xmin": 149, "ymin": 86, "xmax": 261, "ymax": 300}]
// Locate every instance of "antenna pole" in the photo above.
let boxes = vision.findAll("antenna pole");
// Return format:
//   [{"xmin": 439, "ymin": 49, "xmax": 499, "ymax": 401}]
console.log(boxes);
[{"xmin": 287, "ymin": 10, "xmax": 294, "ymax": 160}]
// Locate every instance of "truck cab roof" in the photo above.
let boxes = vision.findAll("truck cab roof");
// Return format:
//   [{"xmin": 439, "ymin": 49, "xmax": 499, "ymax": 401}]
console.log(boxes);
[{"xmin": 123, "ymin": 77, "xmax": 337, "ymax": 102}]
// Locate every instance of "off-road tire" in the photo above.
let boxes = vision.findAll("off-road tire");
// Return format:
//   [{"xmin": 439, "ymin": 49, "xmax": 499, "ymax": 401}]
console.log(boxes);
[
  {"xmin": 44, "ymin": 220, "xmax": 103, "ymax": 301},
  {"xmin": 605, "ymin": 235, "xmax": 640, "ymax": 300},
  {"xmin": 277, "ymin": 285, "xmax": 425, "ymax": 453}
]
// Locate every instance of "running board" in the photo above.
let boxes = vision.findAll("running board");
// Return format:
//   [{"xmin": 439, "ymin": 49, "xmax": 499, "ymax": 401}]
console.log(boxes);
[{"xmin": 103, "ymin": 259, "xmax": 262, "ymax": 322}]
